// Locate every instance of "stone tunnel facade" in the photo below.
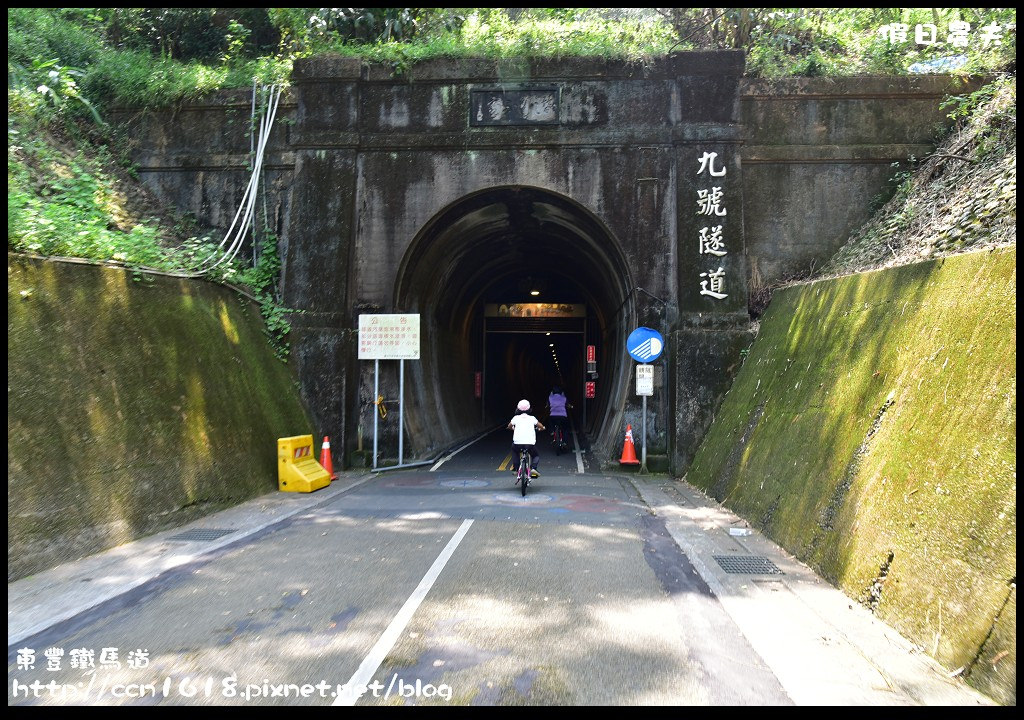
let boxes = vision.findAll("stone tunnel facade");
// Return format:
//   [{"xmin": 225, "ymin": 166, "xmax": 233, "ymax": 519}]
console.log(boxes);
[{"xmin": 115, "ymin": 52, "xmax": 975, "ymax": 473}]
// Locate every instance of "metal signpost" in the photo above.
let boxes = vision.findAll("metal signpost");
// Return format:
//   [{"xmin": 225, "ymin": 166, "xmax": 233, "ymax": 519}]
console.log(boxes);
[
  {"xmin": 358, "ymin": 314, "xmax": 421, "ymax": 469},
  {"xmin": 626, "ymin": 327, "xmax": 664, "ymax": 474}
]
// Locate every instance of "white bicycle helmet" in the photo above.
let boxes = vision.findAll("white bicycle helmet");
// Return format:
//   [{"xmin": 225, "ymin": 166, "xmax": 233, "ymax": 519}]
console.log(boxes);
[{"xmin": 517, "ymin": 399, "xmax": 531, "ymax": 412}]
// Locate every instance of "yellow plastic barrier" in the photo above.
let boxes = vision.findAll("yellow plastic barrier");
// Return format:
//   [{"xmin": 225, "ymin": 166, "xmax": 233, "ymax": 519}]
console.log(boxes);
[{"xmin": 278, "ymin": 435, "xmax": 331, "ymax": 493}]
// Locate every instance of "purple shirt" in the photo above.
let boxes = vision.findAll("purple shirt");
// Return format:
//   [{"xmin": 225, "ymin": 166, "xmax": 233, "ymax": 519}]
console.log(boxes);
[{"xmin": 548, "ymin": 393, "xmax": 568, "ymax": 417}]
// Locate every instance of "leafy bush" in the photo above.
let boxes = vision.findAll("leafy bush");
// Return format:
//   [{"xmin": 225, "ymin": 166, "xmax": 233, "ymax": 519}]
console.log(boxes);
[
  {"xmin": 8, "ymin": 8, "xmax": 103, "ymax": 71},
  {"xmin": 102, "ymin": 8, "xmax": 280, "ymax": 62}
]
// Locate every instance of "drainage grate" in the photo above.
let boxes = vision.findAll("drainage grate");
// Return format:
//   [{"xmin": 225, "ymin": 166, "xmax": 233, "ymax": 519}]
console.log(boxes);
[
  {"xmin": 167, "ymin": 528, "xmax": 235, "ymax": 543},
  {"xmin": 713, "ymin": 555, "xmax": 784, "ymax": 575}
]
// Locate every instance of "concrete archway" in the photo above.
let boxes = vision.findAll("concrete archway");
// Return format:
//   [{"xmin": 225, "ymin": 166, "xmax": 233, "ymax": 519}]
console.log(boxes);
[{"xmin": 394, "ymin": 185, "xmax": 634, "ymax": 456}]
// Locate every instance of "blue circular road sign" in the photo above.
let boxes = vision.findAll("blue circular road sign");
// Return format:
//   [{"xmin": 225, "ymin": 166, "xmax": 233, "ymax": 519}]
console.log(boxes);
[{"xmin": 626, "ymin": 327, "xmax": 664, "ymax": 362}]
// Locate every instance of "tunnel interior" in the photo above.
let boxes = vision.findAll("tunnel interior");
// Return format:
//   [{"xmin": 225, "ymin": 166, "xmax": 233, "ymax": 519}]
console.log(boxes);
[{"xmin": 394, "ymin": 186, "xmax": 633, "ymax": 455}]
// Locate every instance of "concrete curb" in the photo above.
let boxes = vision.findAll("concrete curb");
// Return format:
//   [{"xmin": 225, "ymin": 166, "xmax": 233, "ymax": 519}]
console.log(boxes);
[
  {"xmin": 628, "ymin": 476, "xmax": 992, "ymax": 706},
  {"xmin": 7, "ymin": 473, "xmax": 375, "ymax": 649}
]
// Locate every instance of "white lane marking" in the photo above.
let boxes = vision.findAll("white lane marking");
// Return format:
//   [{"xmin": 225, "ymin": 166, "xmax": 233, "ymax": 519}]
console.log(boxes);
[
  {"xmin": 430, "ymin": 433, "xmax": 489, "ymax": 471},
  {"xmin": 333, "ymin": 518, "xmax": 474, "ymax": 706},
  {"xmin": 571, "ymin": 426, "xmax": 584, "ymax": 474}
]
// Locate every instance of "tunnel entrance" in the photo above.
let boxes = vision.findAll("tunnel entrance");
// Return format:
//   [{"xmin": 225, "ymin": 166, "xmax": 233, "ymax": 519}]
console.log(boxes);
[
  {"xmin": 394, "ymin": 186, "xmax": 634, "ymax": 457},
  {"xmin": 483, "ymin": 303, "xmax": 586, "ymax": 426}
]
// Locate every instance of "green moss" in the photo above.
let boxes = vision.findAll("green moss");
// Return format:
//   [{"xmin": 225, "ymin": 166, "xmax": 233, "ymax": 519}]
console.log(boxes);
[
  {"xmin": 969, "ymin": 586, "xmax": 1016, "ymax": 706},
  {"xmin": 687, "ymin": 247, "xmax": 1016, "ymax": 703},
  {"xmin": 7, "ymin": 255, "xmax": 315, "ymax": 581}
]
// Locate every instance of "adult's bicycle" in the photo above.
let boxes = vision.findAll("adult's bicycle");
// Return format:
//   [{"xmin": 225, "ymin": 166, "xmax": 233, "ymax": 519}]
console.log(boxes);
[{"xmin": 551, "ymin": 421, "xmax": 569, "ymax": 455}]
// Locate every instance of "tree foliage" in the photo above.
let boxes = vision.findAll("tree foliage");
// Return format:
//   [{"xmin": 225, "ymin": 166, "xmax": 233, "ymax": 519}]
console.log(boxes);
[
  {"xmin": 8, "ymin": 8, "xmax": 1017, "ymax": 115},
  {"xmin": 657, "ymin": 8, "xmax": 1016, "ymax": 77}
]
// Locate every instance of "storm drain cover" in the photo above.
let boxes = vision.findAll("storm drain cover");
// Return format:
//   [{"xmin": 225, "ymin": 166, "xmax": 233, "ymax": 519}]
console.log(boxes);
[
  {"xmin": 713, "ymin": 555, "xmax": 784, "ymax": 575},
  {"xmin": 167, "ymin": 528, "xmax": 235, "ymax": 543}
]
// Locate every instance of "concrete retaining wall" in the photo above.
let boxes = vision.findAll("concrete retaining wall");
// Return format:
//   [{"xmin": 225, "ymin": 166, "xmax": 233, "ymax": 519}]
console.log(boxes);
[
  {"xmin": 7, "ymin": 255, "xmax": 315, "ymax": 581},
  {"xmin": 685, "ymin": 247, "xmax": 1016, "ymax": 704}
]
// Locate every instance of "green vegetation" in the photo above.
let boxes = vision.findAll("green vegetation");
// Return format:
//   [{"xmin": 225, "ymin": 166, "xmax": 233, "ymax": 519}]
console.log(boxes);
[
  {"xmin": 735, "ymin": 8, "xmax": 1016, "ymax": 77},
  {"xmin": 9, "ymin": 8, "xmax": 292, "ymax": 355},
  {"xmin": 9, "ymin": 8, "xmax": 1017, "ymax": 115}
]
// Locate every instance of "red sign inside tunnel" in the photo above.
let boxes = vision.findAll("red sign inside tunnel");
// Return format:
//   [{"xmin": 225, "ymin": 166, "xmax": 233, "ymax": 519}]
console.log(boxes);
[
  {"xmin": 474, "ymin": 371, "xmax": 482, "ymax": 398},
  {"xmin": 585, "ymin": 381, "xmax": 595, "ymax": 399},
  {"xmin": 587, "ymin": 345, "xmax": 596, "ymax": 363}
]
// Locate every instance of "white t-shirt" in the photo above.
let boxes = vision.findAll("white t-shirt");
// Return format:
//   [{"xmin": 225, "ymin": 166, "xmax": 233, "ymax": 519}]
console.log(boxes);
[{"xmin": 509, "ymin": 413, "xmax": 539, "ymax": 445}]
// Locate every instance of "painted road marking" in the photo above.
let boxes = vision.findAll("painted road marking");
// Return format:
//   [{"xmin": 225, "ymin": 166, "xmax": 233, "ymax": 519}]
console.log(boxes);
[
  {"xmin": 571, "ymin": 427, "xmax": 584, "ymax": 474},
  {"xmin": 497, "ymin": 452, "xmax": 512, "ymax": 472},
  {"xmin": 333, "ymin": 519, "xmax": 474, "ymax": 706},
  {"xmin": 430, "ymin": 433, "xmax": 489, "ymax": 472}
]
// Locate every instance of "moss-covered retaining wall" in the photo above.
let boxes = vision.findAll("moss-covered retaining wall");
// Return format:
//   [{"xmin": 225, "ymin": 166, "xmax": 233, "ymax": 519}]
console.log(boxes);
[
  {"xmin": 685, "ymin": 247, "xmax": 1016, "ymax": 704},
  {"xmin": 8, "ymin": 255, "xmax": 315, "ymax": 582}
]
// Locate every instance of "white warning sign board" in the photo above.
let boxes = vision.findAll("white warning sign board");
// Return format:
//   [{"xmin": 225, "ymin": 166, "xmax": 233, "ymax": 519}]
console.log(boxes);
[
  {"xmin": 636, "ymin": 364, "xmax": 653, "ymax": 396},
  {"xmin": 358, "ymin": 314, "xmax": 420, "ymax": 360}
]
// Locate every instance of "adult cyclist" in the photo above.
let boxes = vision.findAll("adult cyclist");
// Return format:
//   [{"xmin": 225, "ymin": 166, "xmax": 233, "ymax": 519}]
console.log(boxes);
[
  {"xmin": 508, "ymin": 399, "xmax": 545, "ymax": 479},
  {"xmin": 546, "ymin": 385, "xmax": 572, "ymax": 452}
]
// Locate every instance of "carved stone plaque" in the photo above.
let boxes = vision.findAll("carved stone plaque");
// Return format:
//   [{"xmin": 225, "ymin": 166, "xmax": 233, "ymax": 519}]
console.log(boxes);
[{"xmin": 470, "ymin": 87, "xmax": 560, "ymax": 126}]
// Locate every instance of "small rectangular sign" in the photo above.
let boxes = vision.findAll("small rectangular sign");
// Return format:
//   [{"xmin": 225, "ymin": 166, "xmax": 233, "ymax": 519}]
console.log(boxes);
[
  {"xmin": 358, "ymin": 314, "xmax": 420, "ymax": 360},
  {"xmin": 474, "ymin": 371, "xmax": 482, "ymax": 399},
  {"xmin": 636, "ymin": 365, "xmax": 654, "ymax": 396},
  {"xmin": 485, "ymin": 303, "xmax": 585, "ymax": 318},
  {"xmin": 585, "ymin": 381, "xmax": 596, "ymax": 399},
  {"xmin": 587, "ymin": 344, "xmax": 596, "ymax": 363}
]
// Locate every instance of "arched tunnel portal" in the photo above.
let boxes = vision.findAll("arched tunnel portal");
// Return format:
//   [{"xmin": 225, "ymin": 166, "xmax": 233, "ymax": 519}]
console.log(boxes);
[{"xmin": 394, "ymin": 186, "xmax": 634, "ymax": 456}]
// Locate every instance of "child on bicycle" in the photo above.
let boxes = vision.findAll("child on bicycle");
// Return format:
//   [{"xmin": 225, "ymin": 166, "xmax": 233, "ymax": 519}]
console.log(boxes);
[{"xmin": 508, "ymin": 399, "xmax": 545, "ymax": 479}]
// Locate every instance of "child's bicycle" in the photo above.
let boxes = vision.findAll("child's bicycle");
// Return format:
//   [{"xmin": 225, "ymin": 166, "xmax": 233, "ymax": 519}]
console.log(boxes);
[{"xmin": 514, "ymin": 447, "xmax": 531, "ymax": 497}]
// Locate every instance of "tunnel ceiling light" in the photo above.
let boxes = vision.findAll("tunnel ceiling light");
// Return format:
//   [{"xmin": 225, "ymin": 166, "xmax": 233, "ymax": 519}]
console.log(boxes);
[{"xmin": 518, "ymin": 276, "xmax": 547, "ymax": 296}]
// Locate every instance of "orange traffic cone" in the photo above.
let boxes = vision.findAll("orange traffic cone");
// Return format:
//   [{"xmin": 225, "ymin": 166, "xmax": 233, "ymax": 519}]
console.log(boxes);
[
  {"xmin": 620, "ymin": 424, "xmax": 640, "ymax": 465},
  {"xmin": 320, "ymin": 436, "xmax": 335, "ymax": 480}
]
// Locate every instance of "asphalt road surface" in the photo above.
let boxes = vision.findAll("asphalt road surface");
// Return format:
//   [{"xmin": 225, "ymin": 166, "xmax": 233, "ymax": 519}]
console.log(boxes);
[{"xmin": 9, "ymin": 428, "xmax": 792, "ymax": 706}]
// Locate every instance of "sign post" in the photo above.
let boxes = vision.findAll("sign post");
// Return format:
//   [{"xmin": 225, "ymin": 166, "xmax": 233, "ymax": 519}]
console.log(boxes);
[
  {"xmin": 373, "ymin": 358, "xmax": 379, "ymax": 468},
  {"xmin": 358, "ymin": 314, "xmax": 421, "ymax": 469},
  {"xmin": 636, "ymin": 364, "xmax": 653, "ymax": 472},
  {"xmin": 626, "ymin": 327, "xmax": 664, "ymax": 475}
]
